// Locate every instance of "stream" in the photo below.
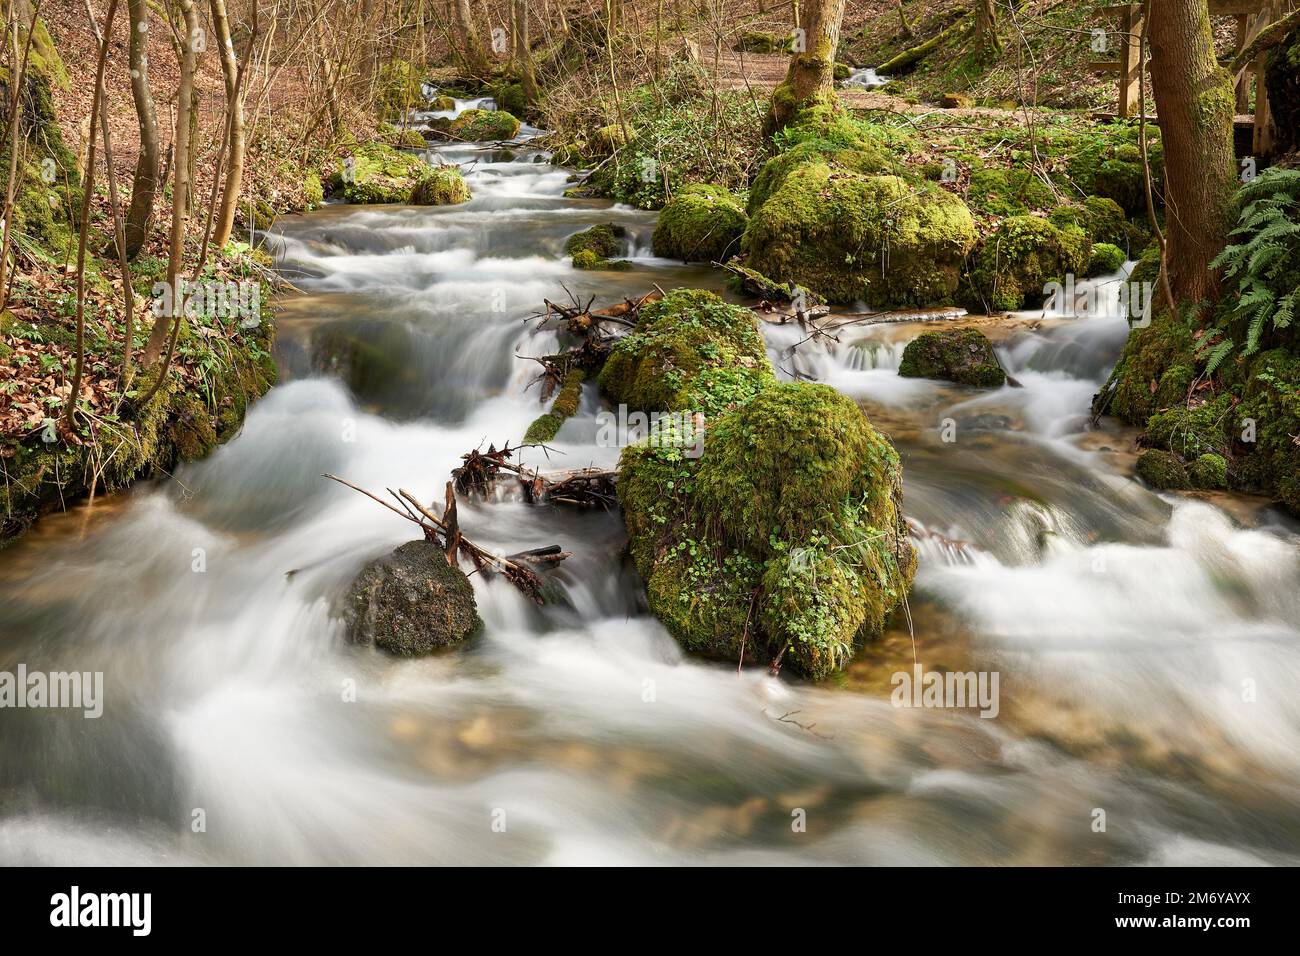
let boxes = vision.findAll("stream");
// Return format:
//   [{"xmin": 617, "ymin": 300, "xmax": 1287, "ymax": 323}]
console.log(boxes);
[{"xmin": 2, "ymin": 103, "xmax": 1299, "ymax": 866}]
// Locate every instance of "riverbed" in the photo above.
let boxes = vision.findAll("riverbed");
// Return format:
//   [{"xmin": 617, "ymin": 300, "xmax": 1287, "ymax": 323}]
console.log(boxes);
[{"xmin": 2, "ymin": 112, "xmax": 1298, "ymax": 866}]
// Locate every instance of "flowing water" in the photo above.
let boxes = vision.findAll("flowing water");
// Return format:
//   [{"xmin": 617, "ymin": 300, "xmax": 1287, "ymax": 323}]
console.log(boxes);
[{"xmin": 2, "ymin": 104, "xmax": 1299, "ymax": 866}]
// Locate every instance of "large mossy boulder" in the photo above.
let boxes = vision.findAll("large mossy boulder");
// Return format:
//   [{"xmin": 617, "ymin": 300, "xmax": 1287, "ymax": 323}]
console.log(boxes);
[
  {"xmin": 962, "ymin": 215, "xmax": 1091, "ymax": 312},
  {"xmin": 619, "ymin": 381, "xmax": 916, "ymax": 681},
  {"xmin": 599, "ymin": 289, "xmax": 773, "ymax": 415},
  {"xmin": 651, "ymin": 183, "xmax": 748, "ymax": 263},
  {"xmin": 342, "ymin": 540, "xmax": 482, "ymax": 655},
  {"xmin": 745, "ymin": 167, "xmax": 977, "ymax": 306},
  {"xmin": 607, "ymin": 289, "xmax": 916, "ymax": 680},
  {"xmin": 325, "ymin": 143, "xmax": 439, "ymax": 204},
  {"xmin": 449, "ymin": 108, "xmax": 521, "ymax": 142},
  {"xmin": 899, "ymin": 328, "xmax": 1006, "ymax": 387},
  {"xmin": 410, "ymin": 165, "xmax": 472, "ymax": 205}
]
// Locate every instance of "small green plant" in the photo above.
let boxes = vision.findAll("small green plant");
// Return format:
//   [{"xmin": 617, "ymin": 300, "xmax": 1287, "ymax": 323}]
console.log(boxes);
[{"xmin": 1209, "ymin": 167, "xmax": 1300, "ymax": 367}]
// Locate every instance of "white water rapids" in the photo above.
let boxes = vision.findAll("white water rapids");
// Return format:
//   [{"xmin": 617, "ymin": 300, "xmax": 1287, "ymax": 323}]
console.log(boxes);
[{"xmin": 1, "ymin": 103, "xmax": 1298, "ymax": 866}]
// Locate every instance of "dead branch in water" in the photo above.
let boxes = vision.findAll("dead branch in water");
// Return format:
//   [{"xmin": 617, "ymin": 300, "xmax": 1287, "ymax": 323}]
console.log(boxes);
[
  {"xmin": 453, "ymin": 442, "xmax": 617, "ymax": 509},
  {"xmin": 322, "ymin": 472, "xmax": 568, "ymax": 603}
]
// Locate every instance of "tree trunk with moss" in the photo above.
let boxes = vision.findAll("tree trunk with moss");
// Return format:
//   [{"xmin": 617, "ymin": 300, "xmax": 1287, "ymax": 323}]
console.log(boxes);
[
  {"xmin": 1147, "ymin": 0, "xmax": 1237, "ymax": 306},
  {"xmin": 511, "ymin": 0, "xmax": 537, "ymax": 109},
  {"xmin": 765, "ymin": 0, "xmax": 846, "ymax": 136}
]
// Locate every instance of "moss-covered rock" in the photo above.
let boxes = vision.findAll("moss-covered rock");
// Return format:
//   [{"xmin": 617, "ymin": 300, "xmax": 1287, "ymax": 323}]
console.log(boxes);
[
  {"xmin": 962, "ymin": 215, "xmax": 1091, "ymax": 312},
  {"xmin": 745, "ymin": 167, "xmax": 977, "ymax": 306},
  {"xmin": 1094, "ymin": 309, "xmax": 1195, "ymax": 423},
  {"xmin": 410, "ymin": 165, "xmax": 471, "ymax": 205},
  {"xmin": 605, "ymin": 289, "xmax": 915, "ymax": 680},
  {"xmin": 565, "ymin": 223, "xmax": 627, "ymax": 259},
  {"xmin": 899, "ymin": 328, "xmax": 1006, "ymax": 387},
  {"xmin": 375, "ymin": 60, "xmax": 424, "ymax": 120},
  {"xmin": 1087, "ymin": 242, "xmax": 1126, "ymax": 276},
  {"xmin": 1065, "ymin": 128, "xmax": 1164, "ymax": 216},
  {"xmin": 599, "ymin": 289, "xmax": 773, "ymax": 415},
  {"xmin": 341, "ymin": 540, "xmax": 482, "ymax": 655},
  {"xmin": 747, "ymin": 138, "xmax": 890, "ymax": 214},
  {"xmin": 590, "ymin": 123, "xmax": 632, "ymax": 155},
  {"xmin": 651, "ymin": 183, "xmax": 747, "ymax": 263},
  {"xmin": 326, "ymin": 142, "xmax": 430, "ymax": 204},
  {"xmin": 1189, "ymin": 453, "xmax": 1229, "ymax": 490},
  {"xmin": 429, "ymin": 94, "xmax": 457, "ymax": 111},
  {"xmin": 1049, "ymin": 196, "xmax": 1129, "ymax": 247},
  {"xmin": 449, "ymin": 108, "xmax": 521, "ymax": 142},
  {"xmin": 1135, "ymin": 449, "xmax": 1190, "ymax": 490}
]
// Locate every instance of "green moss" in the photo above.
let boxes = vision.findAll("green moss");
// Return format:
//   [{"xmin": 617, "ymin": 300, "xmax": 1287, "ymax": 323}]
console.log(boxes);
[
  {"xmin": 327, "ymin": 142, "xmax": 431, "ymax": 204},
  {"xmin": 745, "ymin": 167, "xmax": 977, "ymax": 306},
  {"xmin": 449, "ymin": 108, "xmax": 521, "ymax": 142},
  {"xmin": 747, "ymin": 139, "xmax": 890, "ymax": 215},
  {"xmin": 303, "ymin": 172, "xmax": 324, "ymax": 209},
  {"xmin": 1088, "ymin": 242, "xmax": 1126, "ymax": 276},
  {"xmin": 599, "ymin": 289, "xmax": 772, "ymax": 412},
  {"xmin": 967, "ymin": 166, "xmax": 1056, "ymax": 217},
  {"xmin": 410, "ymin": 165, "xmax": 471, "ymax": 205},
  {"xmin": 590, "ymin": 123, "xmax": 631, "ymax": 155},
  {"xmin": 430, "ymin": 95, "xmax": 457, "ymax": 111},
  {"xmin": 380, "ymin": 123, "xmax": 428, "ymax": 149},
  {"xmin": 899, "ymin": 328, "xmax": 1006, "ymax": 387},
  {"xmin": 523, "ymin": 369, "xmax": 584, "ymax": 444},
  {"xmin": 1189, "ymin": 453, "xmax": 1228, "ymax": 490},
  {"xmin": 375, "ymin": 60, "xmax": 424, "ymax": 120},
  {"xmin": 1235, "ymin": 349, "xmax": 1300, "ymax": 510},
  {"xmin": 1096, "ymin": 309, "xmax": 1195, "ymax": 423},
  {"xmin": 615, "ymin": 377, "xmax": 915, "ymax": 680},
  {"xmin": 1135, "ymin": 449, "xmax": 1189, "ymax": 490},
  {"xmin": 962, "ymin": 215, "xmax": 1091, "ymax": 312},
  {"xmin": 1050, "ymin": 195, "xmax": 1129, "ymax": 248},
  {"xmin": 565, "ymin": 223, "xmax": 627, "ymax": 259},
  {"xmin": 490, "ymin": 81, "xmax": 526, "ymax": 118},
  {"xmin": 651, "ymin": 183, "xmax": 748, "ymax": 263}
]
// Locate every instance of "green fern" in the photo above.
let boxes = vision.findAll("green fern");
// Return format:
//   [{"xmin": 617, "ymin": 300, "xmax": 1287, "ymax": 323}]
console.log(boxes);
[{"xmin": 1209, "ymin": 168, "xmax": 1300, "ymax": 363}]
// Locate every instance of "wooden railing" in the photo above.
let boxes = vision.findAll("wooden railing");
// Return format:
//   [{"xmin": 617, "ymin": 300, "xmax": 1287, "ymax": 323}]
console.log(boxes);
[{"xmin": 1091, "ymin": 0, "xmax": 1294, "ymax": 156}]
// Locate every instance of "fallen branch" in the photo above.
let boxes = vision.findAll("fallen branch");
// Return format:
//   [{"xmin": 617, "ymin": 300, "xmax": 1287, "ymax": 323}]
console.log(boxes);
[{"xmin": 321, "ymin": 472, "xmax": 568, "ymax": 603}]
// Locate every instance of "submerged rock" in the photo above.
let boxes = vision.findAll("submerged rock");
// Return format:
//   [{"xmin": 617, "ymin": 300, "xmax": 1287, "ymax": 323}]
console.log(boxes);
[
  {"xmin": 899, "ymin": 328, "xmax": 1006, "ymax": 388},
  {"xmin": 342, "ymin": 540, "xmax": 481, "ymax": 655},
  {"xmin": 651, "ymin": 183, "xmax": 747, "ymax": 263}
]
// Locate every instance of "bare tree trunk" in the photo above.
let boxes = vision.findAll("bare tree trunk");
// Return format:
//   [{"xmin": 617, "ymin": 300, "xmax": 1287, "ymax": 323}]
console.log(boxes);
[
  {"xmin": 0, "ymin": 1, "xmax": 38, "ymax": 312},
  {"xmin": 974, "ymin": 0, "xmax": 1002, "ymax": 61},
  {"xmin": 66, "ymin": 0, "xmax": 118, "ymax": 431},
  {"xmin": 209, "ymin": 0, "xmax": 245, "ymax": 249},
  {"xmin": 765, "ymin": 0, "xmax": 846, "ymax": 135},
  {"xmin": 454, "ymin": 0, "xmax": 489, "ymax": 74},
  {"xmin": 512, "ymin": 0, "xmax": 537, "ymax": 109},
  {"xmin": 1147, "ymin": 0, "xmax": 1237, "ymax": 306},
  {"xmin": 123, "ymin": 0, "xmax": 159, "ymax": 260},
  {"xmin": 142, "ymin": 0, "xmax": 199, "ymax": 370}
]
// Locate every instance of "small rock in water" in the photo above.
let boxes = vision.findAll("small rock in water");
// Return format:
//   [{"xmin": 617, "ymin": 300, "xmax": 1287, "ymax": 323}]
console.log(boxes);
[{"xmin": 342, "ymin": 540, "xmax": 482, "ymax": 655}]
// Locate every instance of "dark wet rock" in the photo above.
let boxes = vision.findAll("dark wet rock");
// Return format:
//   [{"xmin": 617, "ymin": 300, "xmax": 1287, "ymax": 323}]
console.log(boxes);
[
  {"xmin": 899, "ymin": 328, "xmax": 1007, "ymax": 388},
  {"xmin": 342, "ymin": 541, "xmax": 482, "ymax": 655}
]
